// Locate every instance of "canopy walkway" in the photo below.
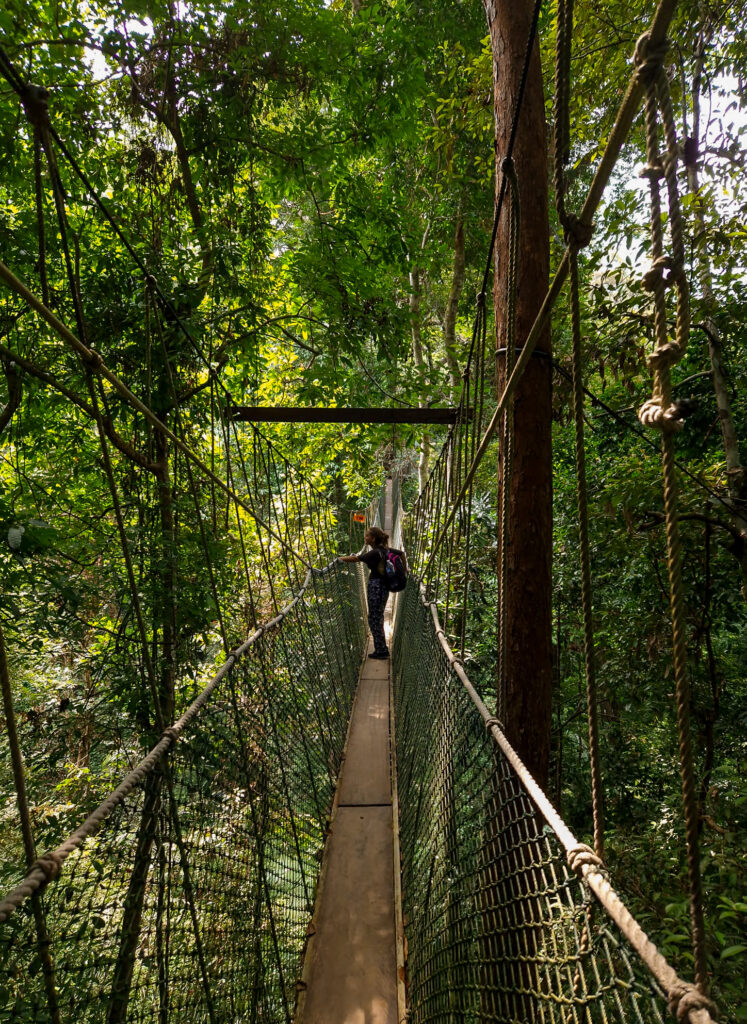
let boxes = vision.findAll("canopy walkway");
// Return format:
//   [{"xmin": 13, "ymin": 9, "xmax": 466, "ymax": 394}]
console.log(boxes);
[{"xmin": 0, "ymin": 0, "xmax": 726, "ymax": 1021}]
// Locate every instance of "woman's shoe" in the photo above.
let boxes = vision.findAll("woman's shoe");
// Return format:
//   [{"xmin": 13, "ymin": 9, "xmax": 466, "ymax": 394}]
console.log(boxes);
[{"xmin": 368, "ymin": 652, "xmax": 390, "ymax": 659}]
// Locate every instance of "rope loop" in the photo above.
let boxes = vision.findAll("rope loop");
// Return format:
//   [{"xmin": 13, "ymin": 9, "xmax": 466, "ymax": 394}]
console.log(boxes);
[
  {"xmin": 484, "ymin": 715, "xmax": 505, "ymax": 734},
  {"xmin": 634, "ymin": 32, "xmax": 670, "ymax": 81},
  {"xmin": 32, "ymin": 851, "xmax": 63, "ymax": 884},
  {"xmin": 20, "ymin": 84, "xmax": 50, "ymax": 130},
  {"xmin": 566, "ymin": 843, "xmax": 605, "ymax": 875},
  {"xmin": 667, "ymin": 982, "xmax": 717, "ymax": 1023}
]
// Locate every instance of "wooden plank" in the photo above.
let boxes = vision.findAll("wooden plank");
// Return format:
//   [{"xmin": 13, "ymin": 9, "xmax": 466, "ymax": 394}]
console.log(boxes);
[{"xmin": 229, "ymin": 405, "xmax": 463, "ymax": 424}]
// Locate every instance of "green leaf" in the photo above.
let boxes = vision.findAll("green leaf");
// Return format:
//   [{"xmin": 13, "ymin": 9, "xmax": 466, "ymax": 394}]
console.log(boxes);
[{"xmin": 720, "ymin": 945, "xmax": 747, "ymax": 960}]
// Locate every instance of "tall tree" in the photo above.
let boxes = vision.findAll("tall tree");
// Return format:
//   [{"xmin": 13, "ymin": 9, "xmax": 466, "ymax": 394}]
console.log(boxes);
[{"xmin": 484, "ymin": 0, "xmax": 552, "ymax": 788}]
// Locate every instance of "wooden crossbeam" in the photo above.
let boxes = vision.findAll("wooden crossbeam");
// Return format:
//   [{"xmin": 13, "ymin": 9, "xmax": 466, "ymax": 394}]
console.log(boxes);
[{"xmin": 229, "ymin": 406, "xmax": 463, "ymax": 425}]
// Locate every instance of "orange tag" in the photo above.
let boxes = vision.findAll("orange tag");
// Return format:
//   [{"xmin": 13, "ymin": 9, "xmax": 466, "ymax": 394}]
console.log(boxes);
[{"xmin": 353, "ymin": 512, "xmax": 365, "ymax": 523}]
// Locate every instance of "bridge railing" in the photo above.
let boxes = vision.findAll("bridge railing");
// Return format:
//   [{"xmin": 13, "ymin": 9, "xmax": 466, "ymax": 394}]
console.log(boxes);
[
  {"xmin": 0, "ymin": 560, "xmax": 366, "ymax": 1024},
  {"xmin": 391, "ymin": 580, "xmax": 715, "ymax": 1024}
]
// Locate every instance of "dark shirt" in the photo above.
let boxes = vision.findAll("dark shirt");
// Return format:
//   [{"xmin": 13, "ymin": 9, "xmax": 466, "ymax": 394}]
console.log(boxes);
[{"xmin": 357, "ymin": 546, "xmax": 405, "ymax": 579}]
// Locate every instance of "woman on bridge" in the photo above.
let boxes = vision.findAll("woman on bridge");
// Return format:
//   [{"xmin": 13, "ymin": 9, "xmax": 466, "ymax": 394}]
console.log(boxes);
[{"xmin": 339, "ymin": 526, "xmax": 407, "ymax": 659}]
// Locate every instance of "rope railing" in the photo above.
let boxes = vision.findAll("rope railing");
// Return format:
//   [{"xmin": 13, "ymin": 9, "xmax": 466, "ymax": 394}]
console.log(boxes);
[
  {"xmin": 390, "ymin": 573, "xmax": 717, "ymax": 1024},
  {"xmin": 0, "ymin": 558, "xmax": 367, "ymax": 1022}
]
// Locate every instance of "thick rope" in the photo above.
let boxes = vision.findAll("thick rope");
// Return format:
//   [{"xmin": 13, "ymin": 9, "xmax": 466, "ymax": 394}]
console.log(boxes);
[
  {"xmin": 569, "ymin": 253, "xmax": 605, "ymax": 855},
  {"xmin": 634, "ymin": 31, "xmax": 707, "ymax": 993},
  {"xmin": 552, "ymin": 0, "xmax": 605, "ymax": 862}
]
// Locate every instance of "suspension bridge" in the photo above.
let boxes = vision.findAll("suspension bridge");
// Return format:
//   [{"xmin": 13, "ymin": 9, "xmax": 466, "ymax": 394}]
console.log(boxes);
[{"xmin": 0, "ymin": 0, "xmax": 727, "ymax": 1021}]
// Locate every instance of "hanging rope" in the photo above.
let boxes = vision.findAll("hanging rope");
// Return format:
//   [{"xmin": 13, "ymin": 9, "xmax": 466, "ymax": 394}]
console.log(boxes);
[
  {"xmin": 634, "ymin": 30, "xmax": 707, "ymax": 995},
  {"xmin": 496, "ymin": 157, "xmax": 520, "ymax": 723},
  {"xmin": 553, "ymin": 0, "xmax": 605, "ymax": 860}
]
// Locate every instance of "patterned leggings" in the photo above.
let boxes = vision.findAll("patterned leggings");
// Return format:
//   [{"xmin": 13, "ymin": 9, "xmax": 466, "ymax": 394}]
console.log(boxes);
[{"xmin": 367, "ymin": 577, "xmax": 390, "ymax": 655}]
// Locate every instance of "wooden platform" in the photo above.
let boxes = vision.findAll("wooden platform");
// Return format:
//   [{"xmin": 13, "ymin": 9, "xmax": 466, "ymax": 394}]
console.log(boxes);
[{"xmin": 297, "ymin": 481, "xmax": 404, "ymax": 1023}]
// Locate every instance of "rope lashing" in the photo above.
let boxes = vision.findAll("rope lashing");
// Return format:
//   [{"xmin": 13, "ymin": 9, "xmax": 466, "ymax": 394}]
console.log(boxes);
[
  {"xmin": 667, "ymin": 983, "xmax": 718, "ymax": 1023},
  {"xmin": 566, "ymin": 843, "xmax": 605, "ymax": 875},
  {"xmin": 563, "ymin": 213, "xmax": 594, "ymax": 249},
  {"xmin": 30, "ymin": 852, "xmax": 63, "ymax": 884},
  {"xmin": 633, "ymin": 31, "xmax": 670, "ymax": 81},
  {"xmin": 483, "ymin": 715, "xmax": 505, "ymax": 733}
]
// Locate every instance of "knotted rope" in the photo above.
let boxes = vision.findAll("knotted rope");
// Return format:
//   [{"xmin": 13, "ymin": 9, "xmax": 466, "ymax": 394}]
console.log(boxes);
[{"xmin": 634, "ymin": 30, "xmax": 707, "ymax": 995}]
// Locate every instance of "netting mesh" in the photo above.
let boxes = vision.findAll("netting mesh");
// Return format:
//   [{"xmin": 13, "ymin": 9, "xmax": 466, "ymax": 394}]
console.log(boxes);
[
  {"xmin": 0, "ymin": 562, "xmax": 365, "ymax": 1023},
  {"xmin": 391, "ymin": 582, "xmax": 669, "ymax": 1024}
]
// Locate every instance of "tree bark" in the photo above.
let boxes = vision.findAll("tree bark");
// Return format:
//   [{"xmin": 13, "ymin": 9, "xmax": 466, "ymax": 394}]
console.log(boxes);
[
  {"xmin": 684, "ymin": 18, "xmax": 747, "ymax": 598},
  {"xmin": 485, "ymin": 0, "xmax": 552, "ymax": 789},
  {"xmin": 410, "ymin": 267, "xmax": 431, "ymax": 491},
  {"xmin": 481, "ymin": 7, "xmax": 552, "ymax": 1016},
  {"xmin": 443, "ymin": 214, "xmax": 466, "ymax": 398}
]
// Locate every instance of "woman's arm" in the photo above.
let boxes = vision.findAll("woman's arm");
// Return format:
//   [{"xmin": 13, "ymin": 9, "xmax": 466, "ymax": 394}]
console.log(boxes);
[{"xmin": 338, "ymin": 554, "xmax": 360, "ymax": 563}]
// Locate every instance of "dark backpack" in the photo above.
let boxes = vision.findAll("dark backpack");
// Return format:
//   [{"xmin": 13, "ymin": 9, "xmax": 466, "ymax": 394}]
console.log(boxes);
[{"xmin": 379, "ymin": 548, "xmax": 407, "ymax": 592}]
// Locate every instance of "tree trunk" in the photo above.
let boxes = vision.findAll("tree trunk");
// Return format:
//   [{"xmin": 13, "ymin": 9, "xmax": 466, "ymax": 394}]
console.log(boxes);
[
  {"xmin": 410, "ymin": 267, "xmax": 431, "ymax": 491},
  {"xmin": 685, "ymin": 19, "xmax": 747, "ymax": 596},
  {"xmin": 481, "ymin": 5, "xmax": 552, "ymax": 1020},
  {"xmin": 443, "ymin": 214, "xmax": 466, "ymax": 398},
  {"xmin": 485, "ymin": 0, "xmax": 552, "ymax": 789}
]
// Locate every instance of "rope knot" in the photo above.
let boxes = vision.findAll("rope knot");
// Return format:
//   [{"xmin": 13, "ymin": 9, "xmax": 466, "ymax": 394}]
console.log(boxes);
[
  {"xmin": 32, "ymin": 851, "xmax": 63, "ymax": 883},
  {"xmin": 667, "ymin": 982, "xmax": 717, "ymax": 1023},
  {"xmin": 163, "ymin": 726, "xmax": 180, "ymax": 743},
  {"xmin": 20, "ymin": 84, "xmax": 50, "ymax": 130},
  {"xmin": 634, "ymin": 32, "xmax": 670, "ymax": 81},
  {"xmin": 637, "ymin": 397, "xmax": 685, "ymax": 433},
  {"xmin": 648, "ymin": 341, "xmax": 684, "ymax": 372},
  {"xmin": 642, "ymin": 256, "xmax": 671, "ymax": 292},
  {"xmin": 563, "ymin": 213, "xmax": 594, "ymax": 249},
  {"xmin": 640, "ymin": 160, "xmax": 665, "ymax": 182},
  {"xmin": 484, "ymin": 715, "xmax": 504, "ymax": 734},
  {"xmin": 86, "ymin": 348, "xmax": 104, "ymax": 370},
  {"xmin": 566, "ymin": 843, "xmax": 604, "ymax": 874}
]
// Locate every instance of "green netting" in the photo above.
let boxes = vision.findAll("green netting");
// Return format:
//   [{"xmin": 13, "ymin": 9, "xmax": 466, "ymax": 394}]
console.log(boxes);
[
  {"xmin": 0, "ymin": 562, "xmax": 366, "ymax": 1023},
  {"xmin": 391, "ymin": 582, "xmax": 670, "ymax": 1024}
]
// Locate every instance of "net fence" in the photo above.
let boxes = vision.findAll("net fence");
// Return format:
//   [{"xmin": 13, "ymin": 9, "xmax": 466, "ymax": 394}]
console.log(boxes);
[
  {"xmin": 0, "ymin": 561, "xmax": 366, "ymax": 1024},
  {"xmin": 391, "ymin": 580, "xmax": 673, "ymax": 1024}
]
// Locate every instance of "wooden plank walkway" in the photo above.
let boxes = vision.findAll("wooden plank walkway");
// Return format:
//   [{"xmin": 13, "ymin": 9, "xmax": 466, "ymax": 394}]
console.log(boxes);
[{"xmin": 297, "ymin": 482, "xmax": 404, "ymax": 1024}]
